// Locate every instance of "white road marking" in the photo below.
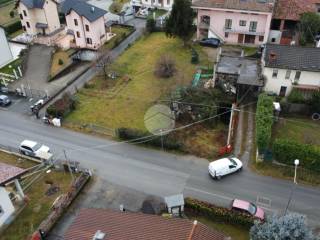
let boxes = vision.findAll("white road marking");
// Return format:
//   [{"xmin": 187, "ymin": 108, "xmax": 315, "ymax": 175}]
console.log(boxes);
[{"xmin": 184, "ymin": 186, "xmax": 233, "ymax": 201}]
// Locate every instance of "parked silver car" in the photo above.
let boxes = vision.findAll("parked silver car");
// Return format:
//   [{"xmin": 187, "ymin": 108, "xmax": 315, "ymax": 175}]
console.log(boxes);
[{"xmin": 0, "ymin": 95, "xmax": 11, "ymax": 106}]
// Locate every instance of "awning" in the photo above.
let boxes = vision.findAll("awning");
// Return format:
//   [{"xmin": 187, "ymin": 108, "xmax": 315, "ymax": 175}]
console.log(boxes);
[{"xmin": 35, "ymin": 23, "xmax": 48, "ymax": 29}]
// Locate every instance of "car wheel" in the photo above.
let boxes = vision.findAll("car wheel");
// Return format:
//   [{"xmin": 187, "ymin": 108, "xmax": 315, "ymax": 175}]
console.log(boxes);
[
  {"xmin": 216, "ymin": 175, "xmax": 222, "ymax": 180},
  {"xmin": 238, "ymin": 167, "xmax": 243, "ymax": 172}
]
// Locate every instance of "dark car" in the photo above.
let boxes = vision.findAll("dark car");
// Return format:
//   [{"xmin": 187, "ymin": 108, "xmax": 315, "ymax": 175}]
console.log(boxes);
[
  {"xmin": 0, "ymin": 95, "xmax": 11, "ymax": 106},
  {"xmin": 199, "ymin": 38, "xmax": 221, "ymax": 48}
]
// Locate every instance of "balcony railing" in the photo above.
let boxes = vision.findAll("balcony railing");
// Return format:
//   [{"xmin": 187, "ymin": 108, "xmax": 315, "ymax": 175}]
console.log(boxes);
[{"xmin": 223, "ymin": 27, "xmax": 264, "ymax": 36}]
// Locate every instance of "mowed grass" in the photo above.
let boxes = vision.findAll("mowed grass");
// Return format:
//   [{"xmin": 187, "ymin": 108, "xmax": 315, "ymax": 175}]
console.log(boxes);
[
  {"xmin": 0, "ymin": 152, "xmax": 73, "ymax": 240},
  {"xmin": 50, "ymin": 50, "xmax": 72, "ymax": 77},
  {"xmin": 0, "ymin": 2, "xmax": 18, "ymax": 25},
  {"xmin": 272, "ymin": 116, "xmax": 320, "ymax": 145},
  {"xmin": 66, "ymin": 33, "xmax": 210, "ymax": 130},
  {"xmin": 103, "ymin": 25, "xmax": 134, "ymax": 50}
]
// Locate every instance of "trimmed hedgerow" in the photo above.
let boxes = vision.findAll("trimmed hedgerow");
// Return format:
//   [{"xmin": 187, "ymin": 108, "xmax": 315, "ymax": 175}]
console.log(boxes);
[
  {"xmin": 273, "ymin": 138, "xmax": 320, "ymax": 172},
  {"xmin": 116, "ymin": 128, "xmax": 183, "ymax": 150},
  {"xmin": 185, "ymin": 198, "xmax": 255, "ymax": 228},
  {"xmin": 255, "ymin": 93, "xmax": 274, "ymax": 152}
]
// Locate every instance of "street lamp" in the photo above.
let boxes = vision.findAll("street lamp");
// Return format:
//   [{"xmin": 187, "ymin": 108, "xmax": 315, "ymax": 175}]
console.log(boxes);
[
  {"xmin": 284, "ymin": 159, "xmax": 300, "ymax": 215},
  {"xmin": 294, "ymin": 159, "xmax": 299, "ymax": 184}
]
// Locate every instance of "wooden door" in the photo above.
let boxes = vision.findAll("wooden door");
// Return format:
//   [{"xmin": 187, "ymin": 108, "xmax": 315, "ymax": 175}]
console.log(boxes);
[{"xmin": 238, "ymin": 34, "xmax": 244, "ymax": 44}]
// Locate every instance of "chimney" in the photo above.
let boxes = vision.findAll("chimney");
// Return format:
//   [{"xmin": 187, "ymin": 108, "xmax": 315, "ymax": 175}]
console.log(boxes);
[
  {"xmin": 91, "ymin": 6, "xmax": 95, "ymax": 12},
  {"xmin": 92, "ymin": 230, "xmax": 106, "ymax": 240},
  {"xmin": 269, "ymin": 51, "xmax": 277, "ymax": 62}
]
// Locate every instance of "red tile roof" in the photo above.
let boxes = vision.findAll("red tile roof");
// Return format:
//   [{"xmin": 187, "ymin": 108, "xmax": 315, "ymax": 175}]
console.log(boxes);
[
  {"xmin": 0, "ymin": 162, "xmax": 26, "ymax": 185},
  {"xmin": 273, "ymin": 0, "xmax": 317, "ymax": 20},
  {"xmin": 192, "ymin": 0, "xmax": 274, "ymax": 12},
  {"xmin": 64, "ymin": 208, "xmax": 228, "ymax": 240}
]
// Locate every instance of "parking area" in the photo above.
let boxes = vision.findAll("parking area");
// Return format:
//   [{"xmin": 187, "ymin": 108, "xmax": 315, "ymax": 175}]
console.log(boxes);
[{"xmin": 0, "ymin": 93, "xmax": 43, "ymax": 115}]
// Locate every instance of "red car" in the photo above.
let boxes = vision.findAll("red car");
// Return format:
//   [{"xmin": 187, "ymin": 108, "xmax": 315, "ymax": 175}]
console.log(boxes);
[{"xmin": 231, "ymin": 199, "xmax": 265, "ymax": 220}]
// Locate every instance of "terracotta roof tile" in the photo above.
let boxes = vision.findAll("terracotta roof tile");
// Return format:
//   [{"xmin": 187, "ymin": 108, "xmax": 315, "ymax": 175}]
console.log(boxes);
[
  {"xmin": 0, "ymin": 162, "xmax": 26, "ymax": 185},
  {"xmin": 192, "ymin": 0, "xmax": 274, "ymax": 12},
  {"xmin": 64, "ymin": 208, "xmax": 228, "ymax": 240},
  {"xmin": 273, "ymin": 0, "xmax": 317, "ymax": 20}
]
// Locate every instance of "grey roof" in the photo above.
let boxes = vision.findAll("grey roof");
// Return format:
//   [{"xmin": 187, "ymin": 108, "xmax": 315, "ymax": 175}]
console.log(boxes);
[
  {"xmin": 164, "ymin": 194, "xmax": 184, "ymax": 208},
  {"xmin": 20, "ymin": 0, "xmax": 45, "ymax": 9},
  {"xmin": 62, "ymin": 0, "xmax": 107, "ymax": 22},
  {"xmin": 217, "ymin": 56, "xmax": 263, "ymax": 86},
  {"xmin": 264, "ymin": 44, "xmax": 320, "ymax": 72}
]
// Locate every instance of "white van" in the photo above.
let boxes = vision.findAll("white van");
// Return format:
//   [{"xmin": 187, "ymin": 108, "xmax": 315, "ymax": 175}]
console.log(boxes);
[{"xmin": 208, "ymin": 157, "xmax": 243, "ymax": 179}]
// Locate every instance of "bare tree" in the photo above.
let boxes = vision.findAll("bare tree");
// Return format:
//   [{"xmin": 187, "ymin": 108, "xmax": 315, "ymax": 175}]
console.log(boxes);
[{"xmin": 93, "ymin": 48, "xmax": 112, "ymax": 81}]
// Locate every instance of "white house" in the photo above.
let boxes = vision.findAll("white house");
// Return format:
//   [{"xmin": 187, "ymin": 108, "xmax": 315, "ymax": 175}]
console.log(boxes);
[
  {"xmin": 17, "ymin": 0, "xmax": 61, "ymax": 36},
  {"xmin": 62, "ymin": 0, "xmax": 108, "ymax": 49},
  {"xmin": 0, "ymin": 163, "xmax": 26, "ymax": 228},
  {"xmin": 262, "ymin": 44, "xmax": 320, "ymax": 97},
  {"xmin": 0, "ymin": 27, "xmax": 14, "ymax": 68}
]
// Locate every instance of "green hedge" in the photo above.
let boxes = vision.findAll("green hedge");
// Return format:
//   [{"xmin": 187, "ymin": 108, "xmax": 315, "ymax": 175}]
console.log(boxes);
[
  {"xmin": 185, "ymin": 198, "xmax": 254, "ymax": 228},
  {"xmin": 255, "ymin": 93, "xmax": 274, "ymax": 151},
  {"xmin": 116, "ymin": 128, "xmax": 183, "ymax": 150},
  {"xmin": 4, "ymin": 21, "xmax": 22, "ymax": 35},
  {"xmin": 272, "ymin": 138, "xmax": 320, "ymax": 172}
]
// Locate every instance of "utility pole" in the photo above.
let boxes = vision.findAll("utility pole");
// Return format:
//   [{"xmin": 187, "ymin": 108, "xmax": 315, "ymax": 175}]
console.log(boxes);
[
  {"xmin": 284, "ymin": 159, "xmax": 299, "ymax": 215},
  {"xmin": 227, "ymin": 103, "xmax": 237, "ymax": 146},
  {"xmin": 160, "ymin": 129, "xmax": 164, "ymax": 151},
  {"xmin": 63, "ymin": 149, "xmax": 74, "ymax": 182}
]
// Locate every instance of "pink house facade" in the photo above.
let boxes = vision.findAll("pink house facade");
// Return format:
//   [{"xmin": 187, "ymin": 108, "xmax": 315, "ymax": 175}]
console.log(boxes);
[
  {"xmin": 192, "ymin": 0, "xmax": 274, "ymax": 45},
  {"xmin": 62, "ymin": 0, "xmax": 108, "ymax": 49}
]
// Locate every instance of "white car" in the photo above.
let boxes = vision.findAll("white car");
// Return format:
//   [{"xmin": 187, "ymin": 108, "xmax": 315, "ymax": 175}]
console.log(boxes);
[
  {"xmin": 19, "ymin": 140, "xmax": 50, "ymax": 158},
  {"xmin": 208, "ymin": 157, "xmax": 242, "ymax": 180}
]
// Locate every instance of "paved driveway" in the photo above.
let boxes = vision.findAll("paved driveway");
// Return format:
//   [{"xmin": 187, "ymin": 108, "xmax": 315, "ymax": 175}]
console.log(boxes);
[{"xmin": 10, "ymin": 45, "xmax": 53, "ymax": 97}]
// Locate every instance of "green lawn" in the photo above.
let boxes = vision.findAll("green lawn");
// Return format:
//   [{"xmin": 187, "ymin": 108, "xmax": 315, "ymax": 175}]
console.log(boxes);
[
  {"xmin": 67, "ymin": 33, "xmax": 210, "ymax": 129},
  {"xmin": 103, "ymin": 25, "xmax": 134, "ymax": 50},
  {"xmin": 188, "ymin": 216, "xmax": 249, "ymax": 240},
  {"xmin": 0, "ymin": 58, "xmax": 22, "ymax": 75},
  {"xmin": 0, "ymin": 2, "xmax": 18, "ymax": 25},
  {"xmin": 0, "ymin": 152, "xmax": 73, "ymax": 240},
  {"xmin": 50, "ymin": 50, "xmax": 72, "ymax": 78},
  {"xmin": 65, "ymin": 33, "xmax": 226, "ymax": 157},
  {"xmin": 272, "ymin": 117, "xmax": 320, "ymax": 146}
]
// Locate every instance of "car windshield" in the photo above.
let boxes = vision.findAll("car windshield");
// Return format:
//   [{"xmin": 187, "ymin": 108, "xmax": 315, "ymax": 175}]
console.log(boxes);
[
  {"xmin": 33, "ymin": 143, "xmax": 42, "ymax": 151},
  {"xmin": 248, "ymin": 203, "xmax": 257, "ymax": 215},
  {"xmin": 229, "ymin": 158, "xmax": 237, "ymax": 166}
]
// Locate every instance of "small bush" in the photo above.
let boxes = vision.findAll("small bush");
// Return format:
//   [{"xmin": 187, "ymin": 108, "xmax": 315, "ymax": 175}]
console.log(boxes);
[
  {"xmin": 273, "ymin": 138, "xmax": 320, "ymax": 172},
  {"xmin": 310, "ymin": 91, "xmax": 320, "ymax": 113},
  {"xmin": 116, "ymin": 128, "xmax": 183, "ymax": 150},
  {"xmin": 109, "ymin": 2, "xmax": 122, "ymax": 14},
  {"xmin": 46, "ymin": 93, "xmax": 77, "ymax": 118},
  {"xmin": 58, "ymin": 59, "xmax": 64, "ymax": 65},
  {"xmin": 185, "ymin": 198, "xmax": 255, "ymax": 228},
  {"xmin": 4, "ymin": 21, "xmax": 22, "ymax": 35},
  {"xmin": 146, "ymin": 18, "xmax": 156, "ymax": 33},
  {"xmin": 154, "ymin": 55, "xmax": 176, "ymax": 78},
  {"xmin": 191, "ymin": 48, "xmax": 199, "ymax": 64},
  {"xmin": 287, "ymin": 89, "xmax": 306, "ymax": 103},
  {"xmin": 9, "ymin": 11, "xmax": 15, "ymax": 18}
]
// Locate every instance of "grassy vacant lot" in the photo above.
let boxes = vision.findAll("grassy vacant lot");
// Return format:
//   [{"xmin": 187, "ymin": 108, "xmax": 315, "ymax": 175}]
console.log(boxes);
[
  {"xmin": 0, "ymin": 2, "xmax": 18, "ymax": 25},
  {"xmin": 272, "ymin": 116, "xmax": 320, "ymax": 146},
  {"xmin": 50, "ymin": 50, "xmax": 72, "ymax": 77},
  {"xmin": 66, "ymin": 33, "xmax": 225, "ymax": 157},
  {"xmin": 0, "ymin": 58, "xmax": 22, "ymax": 75},
  {"xmin": 0, "ymin": 151, "xmax": 73, "ymax": 240},
  {"xmin": 188, "ymin": 215, "xmax": 249, "ymax": 240},
  {"xmin": 103, "ymin": 25, "xmax": 133, "ymax": 50}
]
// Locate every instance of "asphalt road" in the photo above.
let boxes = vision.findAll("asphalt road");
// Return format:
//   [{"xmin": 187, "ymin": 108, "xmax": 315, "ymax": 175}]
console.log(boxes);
[{"xmin": 0, "ymin": 111, "xmax": 319, "ymax": 227}]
